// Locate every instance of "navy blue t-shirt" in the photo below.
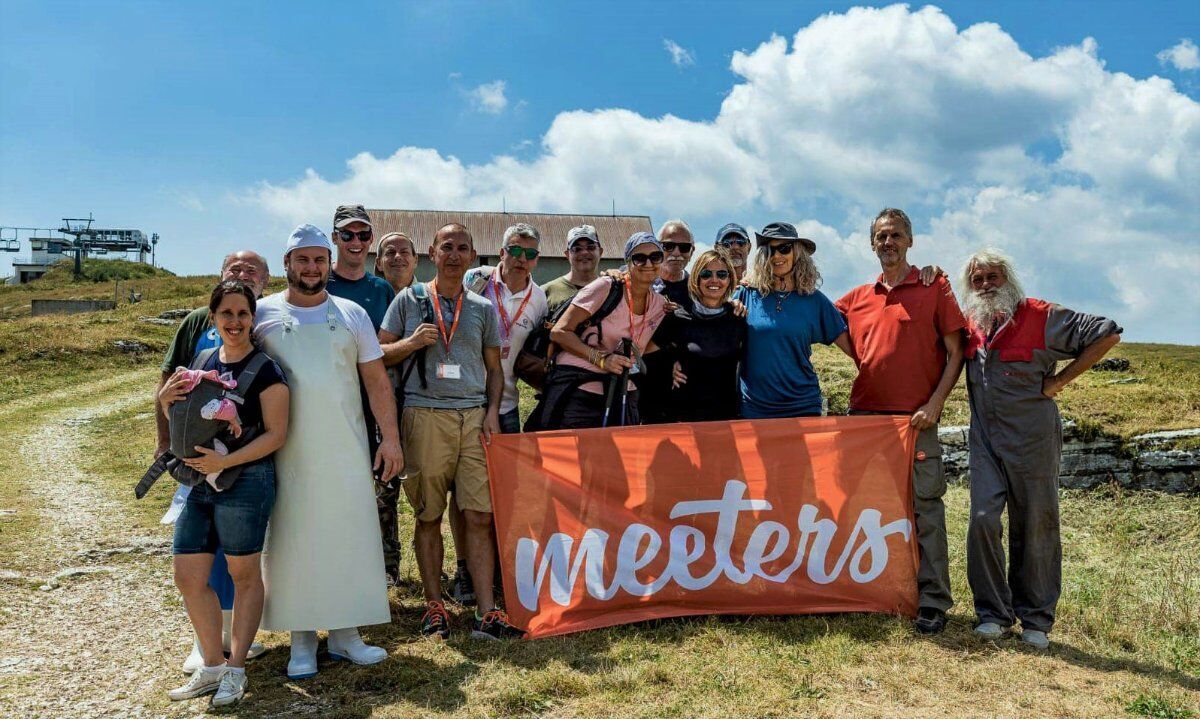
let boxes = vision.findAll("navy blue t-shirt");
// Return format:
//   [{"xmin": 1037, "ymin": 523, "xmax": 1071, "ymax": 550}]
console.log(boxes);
[
  {"xmin": 735, "ymin": 286, "xmax": 847, "ymax": 419},
  {"xmin": 327, "ymin": 270, "xmax": 396, "ymax": 331}
]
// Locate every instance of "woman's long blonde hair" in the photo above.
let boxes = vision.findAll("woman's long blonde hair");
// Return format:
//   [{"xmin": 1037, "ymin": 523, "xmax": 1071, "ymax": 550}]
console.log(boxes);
[{"xmin": 744, "ymin": 243, "xmax": 822, "ymax": 296}]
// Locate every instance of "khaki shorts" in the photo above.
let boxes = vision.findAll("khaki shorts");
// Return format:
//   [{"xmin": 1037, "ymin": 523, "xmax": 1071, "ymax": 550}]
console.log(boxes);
[{"xmin": 401, "ymin": 406, "xmax": 491, "ymax": 522}]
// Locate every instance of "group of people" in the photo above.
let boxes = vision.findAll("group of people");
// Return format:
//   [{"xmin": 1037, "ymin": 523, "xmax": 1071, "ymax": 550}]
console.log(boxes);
[{"xmin": 152, "ymin": 204, "xmax": 1121, "ymax": 707}]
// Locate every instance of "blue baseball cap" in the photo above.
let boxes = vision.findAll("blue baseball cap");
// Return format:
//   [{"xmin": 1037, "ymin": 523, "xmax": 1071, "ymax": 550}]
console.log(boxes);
[
  {"xmin": 286, "ymin": 224, "xmax": 335, "ymax": 255},
  {"xmin": 623, "ymin": 231, "xmax": 663, "ymax": 260},
  {"xmin": 715, "ymin": 223, "xmax": 750, "ymax": 245}
]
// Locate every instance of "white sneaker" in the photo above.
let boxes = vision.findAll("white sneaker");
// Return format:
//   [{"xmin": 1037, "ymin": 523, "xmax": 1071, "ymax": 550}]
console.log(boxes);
[
  {"xmin": 287, "ymin": 631, "xmax": 319, "ymax": 680},
  {"xmin": 327, "ymin": 627, "xmax": 387, "ymax": 665},
  {"xmin": 210, "ymin": 669, "xmax": 247, "ymax": 708},
  {"xmin": 181, "ymin": 637, "xmax": 204, "ymax": 674},
  {"xmin": 973, "ymin": 622, "xmax": 1006, "ymax": 640},
  {"xmin": 1020, "ymin": 629, "xmax": 1050, "ymax": 650},
  {"xmin": 168, "ymin": 665, "xmax": 225, "ymax": 701},
  {"xmin": 245, "ymin": 641, "xmax": 268, "ymax": 660}
]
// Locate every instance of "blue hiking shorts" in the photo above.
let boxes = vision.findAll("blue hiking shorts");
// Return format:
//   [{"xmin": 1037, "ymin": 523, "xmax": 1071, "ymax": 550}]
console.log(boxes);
[{"xmin": 173, "ymin": 460, "xmax": 276, "ymax": 557}]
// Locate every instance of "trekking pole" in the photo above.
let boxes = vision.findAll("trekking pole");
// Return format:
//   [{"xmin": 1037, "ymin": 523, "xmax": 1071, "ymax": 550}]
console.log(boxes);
[{"xmin": 602, "ymin": 338, "xmax": 633, "ymax": 427}]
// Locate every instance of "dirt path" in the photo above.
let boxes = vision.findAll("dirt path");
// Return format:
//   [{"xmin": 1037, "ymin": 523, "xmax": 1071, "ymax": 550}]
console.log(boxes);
[{"xmin": 0, "ymin": 373, "xmax": 197, "ymax": 719}]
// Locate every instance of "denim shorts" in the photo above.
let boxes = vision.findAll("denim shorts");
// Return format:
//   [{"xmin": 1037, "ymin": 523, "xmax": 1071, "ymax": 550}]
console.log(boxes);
[{"xmin": 173, "ymin": 460, "xmax": 276, "ymax": 556}]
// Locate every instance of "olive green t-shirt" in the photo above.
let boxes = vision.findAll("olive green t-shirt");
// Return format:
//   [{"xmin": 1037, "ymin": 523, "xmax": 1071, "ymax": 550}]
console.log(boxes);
[
  {"xmin": 542, "ymin": 274, "xmax": 588, "ymax": 316},
  {"xmin": 160, "ymin": 306, "xmax": 216, "ymax": 372}
]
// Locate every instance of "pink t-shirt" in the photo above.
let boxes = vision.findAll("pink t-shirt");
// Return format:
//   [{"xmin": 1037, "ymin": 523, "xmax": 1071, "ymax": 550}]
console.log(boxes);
[{"xmin": 557, "ymin": 278, "xmax": 668, "ymax": 394}]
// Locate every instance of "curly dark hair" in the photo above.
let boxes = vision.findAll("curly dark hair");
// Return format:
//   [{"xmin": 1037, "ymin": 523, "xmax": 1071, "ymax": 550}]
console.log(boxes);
[{"xmin": 208, "ymin": 279, "xmax": 257, "ymax": 317}]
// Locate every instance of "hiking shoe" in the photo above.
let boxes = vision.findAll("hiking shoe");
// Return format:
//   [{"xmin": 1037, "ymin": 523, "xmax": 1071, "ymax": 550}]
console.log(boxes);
[
  {"xmin": 421, "ymin": 601, "xmax": 452, "ymax": 641},
  {"xmin": 450, "ymin": 565, "xmax": 476, "ymax": 606},
  {"xmin": 973, "ymin": 622, "xmax": 1006, "ymax": 640},
  {"xmin": 914, "ymin": 608, "xmax": 947, "ymax": 635},
  {"xmin": 168, "ymin": 665, "xmax": 225, "ymax": 701},
  {"xmin": 1020, "ymin": 629, "xmax": 1050, "ymax": 650},
  {"xmin": 471, "ymin": 609, "xmax": 524, "ymax": 641},
  {"xmin": 210, "ymin": 669, "xmax": 246, "ymax": 708}
]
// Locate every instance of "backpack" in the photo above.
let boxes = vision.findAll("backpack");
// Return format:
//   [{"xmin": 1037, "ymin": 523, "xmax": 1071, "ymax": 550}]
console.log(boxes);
[
  {"xmin": 529, "ymin": 276, "xmax": 625, "ymax": 364},
  {"xmin": 135, "ymin": 348, "xmax": 271, "ymax": 498}
]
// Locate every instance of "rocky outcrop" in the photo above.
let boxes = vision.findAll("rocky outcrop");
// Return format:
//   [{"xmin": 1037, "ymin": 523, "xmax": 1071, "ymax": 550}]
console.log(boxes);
[{"xmin": 938, "ymin": 425, "xmax": 1199, "ymax": 494}]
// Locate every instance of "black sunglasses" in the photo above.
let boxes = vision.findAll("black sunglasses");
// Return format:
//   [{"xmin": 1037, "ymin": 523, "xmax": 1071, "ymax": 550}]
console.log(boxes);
[
  {"xmin": 336, "ymin": 229, "xmax": 372, "ymax": 242},
  {"xmin": 719, "ymin": 237, "xmax": 750, "ymax": 248},
  {"xmin": 504, "ymin": 245, "xmax": 540, "ymax": 260},
  {"xmin": 569, "ymin": 241, "xmax": 598, "ymax": 253},
  {"xmin": 768, "ymin": 243, "xmax": 795, "ymax": 256},
  {"xmin": 662, "ymin": 241, "xmax": 693, "ymax": 254},
  {"xmin": 629, "ymin": 251, "xmax": 665, "ymax": 266},
  {"xmin": 698, "ymin": 269, "xmax": 731, "ymax": 280}
]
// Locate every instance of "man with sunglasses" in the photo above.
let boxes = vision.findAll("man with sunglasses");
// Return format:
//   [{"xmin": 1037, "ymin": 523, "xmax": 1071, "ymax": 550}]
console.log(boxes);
[
  {"xmin": 715, "ymin": 223, "xmax": 752, "ymax": 282},
  {"xmin": 543, "ymin": 225, "xmax": 604, "ymax": 315},
  {"xmin": 834, "ymin": 208, "xmax": 966, "ymax": 636},
  {"xmin": 327, "ymin": 205, "xmax": 395, "ymax": 331},
  {"xmin": 652, "ymin": 219, "xmax": 695, "ymax": 306},
  {"xmin": 463, "ymin": 223, "xmax": 549, "ymax": 434},
  {"xmin": 326, "ymin": 204, "xmax": 400, "ymax": 583}
]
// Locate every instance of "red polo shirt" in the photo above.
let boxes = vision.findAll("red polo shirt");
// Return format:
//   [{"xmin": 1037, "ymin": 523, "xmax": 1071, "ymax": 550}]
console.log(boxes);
[{"xmin": 835, "ymin": 266, "xmax": 966, "ymax": 413}]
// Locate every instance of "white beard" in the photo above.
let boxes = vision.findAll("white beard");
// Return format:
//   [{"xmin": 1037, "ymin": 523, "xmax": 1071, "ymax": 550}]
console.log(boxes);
[{"xmin": 963, "ymin": 283, "xmax": 1022, "ymax": 334}]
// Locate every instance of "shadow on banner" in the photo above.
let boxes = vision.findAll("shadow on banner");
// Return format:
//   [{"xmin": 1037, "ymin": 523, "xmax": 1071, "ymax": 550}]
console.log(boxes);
[{"xmin": 483, "ymin": 415, "xmax": 919, "ymax": 639}]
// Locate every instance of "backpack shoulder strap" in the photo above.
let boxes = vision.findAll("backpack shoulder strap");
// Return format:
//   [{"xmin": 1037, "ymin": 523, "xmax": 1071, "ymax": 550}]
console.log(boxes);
[
  {"xmin": 467, "ymin": 266, "xmax": 493, "ymax": 295},
  {"xmin": 404, "ymin": 284, "xmax": 432, "ymax": 390},
  {"xmin": 575, "ymin": 277, "xmax": 626, "ymax": 345},
  {"xmin": 190, "ymin": 347, "xmax": 219, "ymax": 371},
  {"xmin": 227, "ymin": 351, "xmax": 272, "ymax": 401}
]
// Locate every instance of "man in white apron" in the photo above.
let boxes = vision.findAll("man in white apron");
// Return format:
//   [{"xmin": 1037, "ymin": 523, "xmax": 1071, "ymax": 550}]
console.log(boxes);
[{"xmin": 253, "ymin": 224, "xmax": 402, "ymax": 679}]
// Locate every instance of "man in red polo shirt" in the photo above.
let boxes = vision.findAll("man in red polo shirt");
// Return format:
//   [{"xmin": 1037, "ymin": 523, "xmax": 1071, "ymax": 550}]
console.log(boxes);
[{"xmin": 836, "ymin": 207, "xmax": 966, "ymax": 635}]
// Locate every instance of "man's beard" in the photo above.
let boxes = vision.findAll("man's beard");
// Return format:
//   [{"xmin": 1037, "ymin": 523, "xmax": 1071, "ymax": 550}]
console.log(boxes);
[
  {"xmin": 963, "ymin": 283, "xmax": 1022, "ymax": 334},
  {"xmin": 286, "ymin": 266, "xmax": 328, "ymax": 295}
]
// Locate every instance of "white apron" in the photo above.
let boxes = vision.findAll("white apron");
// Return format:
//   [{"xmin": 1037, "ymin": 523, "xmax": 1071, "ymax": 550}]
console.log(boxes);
[{"xmin": 259, "ymin": 301, "xmax": 390, "ymax": 631}]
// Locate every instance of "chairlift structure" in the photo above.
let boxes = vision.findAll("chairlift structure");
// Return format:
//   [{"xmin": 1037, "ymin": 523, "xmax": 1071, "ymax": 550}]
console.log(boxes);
[{"xmin": 1, "ymin": 214, "xmax": 159, "ymax": 283}]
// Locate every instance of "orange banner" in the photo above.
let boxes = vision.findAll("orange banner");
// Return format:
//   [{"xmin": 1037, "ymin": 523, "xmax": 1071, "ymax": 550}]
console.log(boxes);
[{"xmin": 485, "ymin": 415, "xmax": 919, "ymax": 638}]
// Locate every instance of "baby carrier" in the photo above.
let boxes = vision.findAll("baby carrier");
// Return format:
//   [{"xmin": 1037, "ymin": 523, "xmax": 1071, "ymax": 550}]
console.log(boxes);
[{"xmin": 134, "ymin": 347, "xmax": 271, "ymax": 498}]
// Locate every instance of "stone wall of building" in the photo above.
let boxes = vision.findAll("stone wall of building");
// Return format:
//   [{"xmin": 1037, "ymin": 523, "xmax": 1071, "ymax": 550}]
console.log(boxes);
[{"xmin": 938, "ymin": 425, "xmax": 1199, "ymax": 494}]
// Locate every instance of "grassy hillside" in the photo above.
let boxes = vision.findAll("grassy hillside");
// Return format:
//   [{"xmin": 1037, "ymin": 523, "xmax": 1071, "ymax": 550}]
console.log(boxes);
[{"xmin": 1, "ymin": 270, "xmax": 1197, "ymax": 438}]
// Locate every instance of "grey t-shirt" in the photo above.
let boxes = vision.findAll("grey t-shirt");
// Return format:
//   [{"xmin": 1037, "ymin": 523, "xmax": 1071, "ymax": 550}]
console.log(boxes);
[{"xmin": 382, "ymin": 284, "xmax": 501, "ymax": 409}]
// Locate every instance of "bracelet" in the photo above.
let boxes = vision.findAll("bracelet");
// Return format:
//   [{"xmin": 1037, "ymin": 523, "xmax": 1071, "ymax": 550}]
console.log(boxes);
[
  {"xmin": 588, "ymin": 347, "xmax": 600, "ymax": 365},
  {"xmin": 597, "ymin": 353, "xmax": 608, "ymax": 371}
]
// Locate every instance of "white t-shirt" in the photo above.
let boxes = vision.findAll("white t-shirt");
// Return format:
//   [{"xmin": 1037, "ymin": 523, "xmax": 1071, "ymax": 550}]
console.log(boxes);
[
  {"xmin": 465, "ymin": 268, "xmax": 549, "ymax": 413},
  {"xmin": 253, "ymin": 292, "xmax": 383, "ymax": 364}
]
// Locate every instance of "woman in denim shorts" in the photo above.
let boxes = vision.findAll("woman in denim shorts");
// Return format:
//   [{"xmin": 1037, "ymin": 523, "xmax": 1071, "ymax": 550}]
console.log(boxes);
[{"xmin": 158, "ymin": 280, "xmax": 290, "ymax": 708}]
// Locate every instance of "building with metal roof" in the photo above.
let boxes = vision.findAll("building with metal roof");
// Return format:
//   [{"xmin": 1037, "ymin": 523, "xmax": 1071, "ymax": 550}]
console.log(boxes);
[{"xmin": 364, "ymin": 209, "xmax": 653, "ymax": 285}]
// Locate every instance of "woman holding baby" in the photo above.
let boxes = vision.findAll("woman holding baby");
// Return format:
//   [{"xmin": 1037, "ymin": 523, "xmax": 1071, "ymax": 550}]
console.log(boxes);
[{"xmin": 157, "ymin": 280, "xmax": 290, "ymax": 708}]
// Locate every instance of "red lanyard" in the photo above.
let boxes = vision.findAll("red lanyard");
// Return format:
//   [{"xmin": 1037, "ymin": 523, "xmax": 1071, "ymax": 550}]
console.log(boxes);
[
  {"xmin": 624, "ymin": 281, "xmax": 649, "ymax": 349},
  {"xmin": 489, "ymin": 273, "xmax": 533, "ymax": 341},
  {"xmin": 428, "ymin": 281, "xmax": 464, "ymax": 352}
]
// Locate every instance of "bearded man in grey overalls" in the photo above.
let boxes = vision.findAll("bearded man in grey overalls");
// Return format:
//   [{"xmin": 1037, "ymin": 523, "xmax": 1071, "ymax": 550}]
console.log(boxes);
[{"xmin": 960, "ymin": 249, "xmax": 1122, "ymax": 650}]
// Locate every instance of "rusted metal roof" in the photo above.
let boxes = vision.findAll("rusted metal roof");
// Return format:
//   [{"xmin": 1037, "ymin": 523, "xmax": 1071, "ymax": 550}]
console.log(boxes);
[{"xmin": 365, "ymin": 209, "xmax": 652, "ymax": 256}]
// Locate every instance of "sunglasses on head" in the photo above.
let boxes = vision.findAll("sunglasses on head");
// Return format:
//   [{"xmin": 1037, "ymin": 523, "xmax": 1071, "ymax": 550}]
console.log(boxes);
[
  {"xmin": 569, "ymin": 241, "xmax": 598, "ymax": 253},
  {"xmin": 698, "ymin": 269, "xmax": 730, "ymax": 280},
  {"xmin": 662, "ymin": 241, "xmax": 693, "ymax": 254},
  {"xmin": 768, "ymin": 242, "xmax": 795, "ymax": 256},
  {"xmin": 629, "ymin": 251, "xmax": 665, "ymax": 266},
  {"xmin": 504, "ymin": 245, "xmax": 540, "ymax": 260},
  {"xmin": 336, "ymin": 229, "xmax": 372, "ymax": 242},
  {"xmin": 719, "ymin": 237, "xmax": 750, "ymax": 248}
]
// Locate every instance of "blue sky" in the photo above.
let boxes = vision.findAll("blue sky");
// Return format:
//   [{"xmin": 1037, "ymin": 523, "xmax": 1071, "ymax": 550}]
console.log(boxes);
[{"xmin": 2, "ymin": 1, "xmax": 1198, "ymax": 342}]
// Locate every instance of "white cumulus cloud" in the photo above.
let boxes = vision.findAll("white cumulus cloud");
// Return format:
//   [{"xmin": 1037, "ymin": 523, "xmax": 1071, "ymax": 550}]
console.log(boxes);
[
  {"xmin": 664, "ymin": 38, "xmax": 696, "ymax": 68},
  {"xmin": 1157, "ymin": 38, "xmax": 1199, "ymax": 71},
  {"xmin": 468, "ymin": 80, "xmax": 508, "ymax": 114},
  {"xmin": 251, "ymin": 4, "xmax": 1200, "ymax": 342}
]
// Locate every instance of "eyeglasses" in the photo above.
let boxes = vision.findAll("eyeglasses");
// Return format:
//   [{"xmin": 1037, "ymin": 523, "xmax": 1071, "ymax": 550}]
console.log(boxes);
[
  {"xmin": 629, "ymin": 251, "xmax": 665, "ymax": 266},
  {"xmin": 336, "ymin": 229, "xmax": 372, "ymax": 242},
  {"xmin": 662, "ymin": 242, "xmax": 693, "ymax": 254},
  {"xmin": 768, "ymin": 243, "xmax": 795, "ymax": 256},
  {"xmin": 569, "ymin": 241, "xmax": 598, "ymax": 253},
  {"xmin": 698, "ymin": 269, "xmax": 731, "ymax": 280},
  {"xmin": 718, "ymin": 237, "xmax": 750, "ymax": 248},
  {"xmin": 504, "ymin": 245, "xmax": 540, "ymax": 260}
]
